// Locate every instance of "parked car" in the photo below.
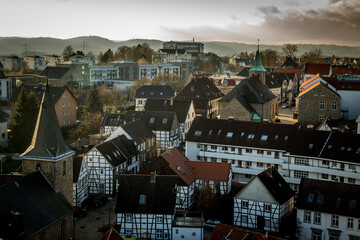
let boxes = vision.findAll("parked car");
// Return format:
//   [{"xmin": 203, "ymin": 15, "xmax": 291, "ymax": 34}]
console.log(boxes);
[
  {"xmin": 74, "ymin": 206, "xmax": 87, "ymax": 218},
  {"xmin": 204, "ymin": 219, "xmax": 220, "ymax": 229}
]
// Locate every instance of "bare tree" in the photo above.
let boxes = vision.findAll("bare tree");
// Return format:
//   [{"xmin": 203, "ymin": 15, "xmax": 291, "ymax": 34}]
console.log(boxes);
[
  {"xmin": 301, "ymin": 48, "xmax": 323, "ymax": 63},
  {"xmin": 282, "ymin": 44, "xmax": 298, "ymax": 59}
]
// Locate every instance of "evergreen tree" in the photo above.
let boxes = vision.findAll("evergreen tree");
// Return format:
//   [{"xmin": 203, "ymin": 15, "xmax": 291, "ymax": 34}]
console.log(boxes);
[
  {"xmin": 85, "ymin": 84, "xmax": 103, "ymax": 113},
  {"xmin": 9, "ymin": 87, "xmax": 39, "ymax": 152}
]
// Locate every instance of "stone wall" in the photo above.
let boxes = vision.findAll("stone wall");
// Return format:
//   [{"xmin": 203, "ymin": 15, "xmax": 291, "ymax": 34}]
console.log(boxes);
[{"xmin": 30, "ymin": 214, "xmax": 73, "ymax": 240}]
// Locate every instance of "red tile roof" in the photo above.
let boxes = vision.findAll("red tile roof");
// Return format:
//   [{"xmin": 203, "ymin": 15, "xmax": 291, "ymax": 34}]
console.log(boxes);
[
  {"xmin": 161, "ymin": 148, "xmax": 196, "ymax": 186},
  {"xmin": 273, "ymin": 68, "xmax": 302, "ymax": 79},
  {"xmin": 332, "ymin": 67, "xmax": 360, "ymax": 76},
  {"xmin": 186, "ymin": 161, "xmax": 231, "ymax": 182},
  {"xmin": 100, "ymin": 228, "xmax": 124, "ymax": 240},
  {"xmin": 210, "ymin": 224, "xmax": 284, "ymax": 240},
  {"xmin": 304, "ymin": 63, "xmax": 331, "ymax": 75},
  {"xmin": 323, "ymin": 76, "xmax": 360, "ymax": 91}
]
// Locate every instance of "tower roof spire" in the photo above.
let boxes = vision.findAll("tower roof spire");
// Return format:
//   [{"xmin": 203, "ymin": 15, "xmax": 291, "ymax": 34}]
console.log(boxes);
[
  {"xmin": 21, "ymin": 84, "xmax": 74, "ymax": 160},
  {"xmin": 249, "ymin": 38, "xmax": 266, "ymax": 72}
]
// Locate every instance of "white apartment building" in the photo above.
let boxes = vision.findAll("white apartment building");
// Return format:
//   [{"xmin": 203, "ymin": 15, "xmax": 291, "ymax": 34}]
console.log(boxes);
[
  {"xmin": 185, "ymin": 118, "xmax": 360, "ymax": 193},
  {"xmin": 89, "ymin": 65, "xmax": 119, "ymax": 84},
  {"xmin": 23, "ymin": 56, "xmax": 46, "ymax": 70},
  {"xmin": 139, "ymin": 64, "xmax": 180, "ymax": 80}
]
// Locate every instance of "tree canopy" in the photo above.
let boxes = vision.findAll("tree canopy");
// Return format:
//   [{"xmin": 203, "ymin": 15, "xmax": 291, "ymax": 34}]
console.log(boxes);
[
  {"xmin": 282, "ymin": 44, "xmax": 298, "ymax": 59},
  {"xmin": 85, "ymin": 84, "xmax": 103, "ymax": 113},
  {"xmin": 301, "ymin": 48, "xmax": 323, "ymax": 63},
  {"xmin": 63, "ymin": 45, "xmax": 74, "ymax": 61}
]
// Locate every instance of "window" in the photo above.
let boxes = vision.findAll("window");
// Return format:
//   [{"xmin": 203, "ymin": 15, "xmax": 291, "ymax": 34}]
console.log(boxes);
[
  {"xmin": 67, "ymin": 102, "xmax": 70, "ymax": 107},
  {"xmin": 294, "ymin": 170, "xmax": 308, "ymax": 179},
  {"xmin": 295, "ymin": 158, "xmax": 309, "ymax": 166},
  {"xmin": 348, "ymin": 218, "xmax": 354, "ymax": 229},
  {"xmin": 194, "ymin": 130, "xmax": 202, "ymax": 136},
  {"xmin": 67, "ymin": 111, "xmax": 70, "ymax": 115},
  {"xmin": 331, "ymin": 215, "xmax": 339, "ymax": 228},
  {"xmin": 321, "ymin": 174, "xmax": 328, "ymax": 179},
  {"xmin": 320, "ymin": 101, "xmax": 324, "ymax": 110},
  {"xmin": 257, "ymin": 162, "xmax": 264, "ymax": 167},
  {"xmin": 265, "ymin": 204, "xmax": 271, "ymax": 212},
  {"xmin": 304, "ymin": 211, "xmax": 311, "ymax": 223},
  {"xmin": 322, "ymin": 160, "xmax": 329, "ymax": 166},
  {"xmin": 139, "ymin": 194, "xmax": 146, "ymax": 204},
  {"xmin": 311, "ymin": 230, "xmax": 322, "ymax": 240},
  {"xmin": 222, "ymin": 147, "xmax": 228, "ymax": 151},
  {"xmin": 211, "ymin": 145, "xmax": 217, "ymax": 150},
  {"xmin": 241, "ymin": 215, "xmax": 247, "ymax": 224},
  {"xmin": 320, "ymin": 92, "xmax": 325, "ymax": 96},
  {"xmin": 162, "ymin": 118, "xmax": 167, "ymax": 124},
  {"xmin": 241, "ymin": 201, "xmax": 248, "ymax": 209},
  {"xmin": 125, "ymin": 229, "xmax": 132, "ymax": 236},
  {"xmin": 261, "ymin": 135, "xmax": 268, "ymax": 141},
  {"xmin": 348, "ymin": 178, "xmax": 355, "ymax": 184},
  {"xmin": 175, "ymin": 230, "xmax": 179, "ymax": 234},
  {"xmin": 156, "ymin": 216, "xmax": 163, "ymax": 223},
  {"xmin": 125, "ymin": 214, "xmax": 132, "ymax": 222},
  {"xmin": 62, "ymin": 103, "xmax": 65, "ymax": 108},
  {"xmin": 226, "ymin": 132, "xmax": 233, "ymax": 138},
  {"xmin": 314, "ymin": 212, "xmax": 321, "ymax": 224},
  {"xmin": 156, "ymin": 230, "xmax": 163, "ymax": 239},
  {"xmin": 332, "ymin": 101, "xmax": 337, "ymax": 110},
  {"xmin": 192, "ymin": 232, "xmax": 196, "ymax": 237},
  {"xmin": 248, "ymin": 134, "xmax": 255, "ymax": 139},
  {"xmin": 149, "ymin": 118, "xmax": 155, "ymax": 124},
  {"xmin": 257, "ymin": 150, "xmax": 264, "ymax": 155},
  {"xmin": 211, "ymin": 157, "xmax": 216, "ymax": 162},
  {"xmin": 62, "ymin": 111, "xmax": 65, "ymax": 116},
  {"xmin": 245, "ymin": 149, "xmax": 252, "ymax": 154},
  {"xmin": 319, "ymin": 116, "xmax": 324, "ymax": 121}
]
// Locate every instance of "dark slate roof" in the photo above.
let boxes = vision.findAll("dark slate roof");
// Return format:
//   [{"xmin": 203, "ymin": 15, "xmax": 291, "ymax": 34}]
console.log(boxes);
[
  {"xmin": 124, "ymin": 111, "xmax": 177, "ymax": 131},
  {"xmin": 297, "ymin": 178, "xmax": 360, "ymax": 218},
  {"xmin": 10, "ymin": 85, "xmax": 75, "ymax": 103},
  {"xmin": 144, "ymin": 99, "xmax": 192, "ymax": 123},
  {"xmin": 158, "ymin": 49, "xmax": 187, "ymax": 54},
  {"xmin": 121, "ymin": 119, "xmax": 155, "ymax": 145},
  {"xmin": 219, "ymin": 76, "xmax": 276, "ymax": 104},
  {"xmin": 100, "ymin": 113, "xmax": 125, "ymax": 127},
  {"xmin": 95, "ymin": 135, "xmax": 137, "ymax": 167},
  {"xmin": 265, "ymin": 73, "xmax": 281, "ymax": 89},
  {"xmin": 20, "ymin": 84, "xmax": 74, "ymax": 161},
  {"xmin": 135, "ymin": 85, "xmax": 175, "ymax": 99},
  {"xmin": 115, "ymin": 175, "xmax": 177, "ymax": 214},
  {"xmin": 73, "ymin": 156, "xmax": 83, "ymax": 182},
  {"xmin": 175, "ymin": 76, "xmax": 223, "ymax": 101},
  {"xmin": 0, "ymin": 174, "xmax": 22, "ymax": 186},
  {"xmin": 186, "ymin": 118, "xmax": 298, "ymax": 151},
  {"xmin": 281, "ymin": 57, "xmax": 298, "ymax": 68},
  {"xmin": 0, "ymin": 171, "xmax": 73, "ymax": 239},
  {"xmin": 271, "ymin": 72, "xmax": 295, "ymax": 86},
  {"xmin": 236, "ymin": 68, "xmax": 249, "ymax": 77},
  {"xmin": 0, "ymin": 70, "xmax": 5, "ymax": 79},
  {"xmin": 40, "ymin": 66, "xmax": 71, "ymax": 79},
  {"xmin": 289, "ymin": 129, "xmax": 360, "ymax": 163},
  {"xmin": 257, "ymin": 167, "xmax": 295, "ymax": 205}
]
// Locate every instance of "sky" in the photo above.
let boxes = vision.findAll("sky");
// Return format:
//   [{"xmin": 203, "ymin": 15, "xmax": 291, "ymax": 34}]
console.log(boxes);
[{"xmin": 2, "ymin": 0, "xmax": 360, "ymax": 46}]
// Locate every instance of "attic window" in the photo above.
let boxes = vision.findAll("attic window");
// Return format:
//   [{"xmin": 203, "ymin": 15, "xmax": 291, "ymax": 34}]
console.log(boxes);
[
  {"xmin": 139, "ymin": 194, "xmax": 147, "ymax": 205},
  {"xmin": 162, "ymin": 118, "xmax": 168, "ymax": 124},
  {"xmin": 208, "ymin": 130, "xmax": 213, "ymax": 135},
  {"xmin": 241, "ymin": 132, "xmax": 245, "ymax": 137},
  {"xmin": 160, "ymin": 92, "xmax": 163, "ymax": 95},
  {"xmin": 194, "ymin": 130, "xmax": 202, "ymax": 136},
  {"xmin": 261, "ymin": 135, "xmax": 268, "ymax": 141},
  {"xmin": 106, "ymin": 154, "xmax": 111, "ymax": 160},
  {"xmin": 190, "ymin": 85, "xmax": 195, "ymax": 92},
  {"xmin": 149, "ymin": 118, "xmax": 155, "ymax": 124},
  {"xmin": 309, "ymin": 144, "xmax": 314, "ymax": 149},
  {"xmin": 217, "ymin": 130, "xmax": 222, "ymax": 135},
  {"xmin": 248, "ymin": 134, "xmax": 255, "ymax": 139},
  {"xmin": 328, "ymin": 145, "xmax": 332, "ymax": 149},
  {"xmin": 163, "ymin": 100, "xmax": 167, "ymax": 105},
  {"xmin": 356, "ymin": 148, "xmax": 360, "ymax": 154},
  {"xmin": 150, "ymin": 92, "xmax": 155, "ymax": 96},
  {"xmin": 275, "ymin": 135, "xmax": 279, "ymax": 140},
  {"xmin": 307, "ymin": 193, "xmax": 315, "ymax": 203},
  {"xmin": 349, "ymin": 200, "xmax": 357, "ymax": 209},
  {"xmin": 347, "ymin": 147, "xmax": 352, "ymax": 151},
  {"xmin": 284, "ymin": 136, "xmax": 288, "ymax": 140},
  {"xmin": 316, "ymin": 194, "xmax": 324, "ymax": 204},
  {"xmin": 341, "ymin": 146, "xmax": 345, "ymax": 150},
  {"xmin": 226, "ymin": 132, "xmax": 233, "ymax": 138},
  {"xmin": 177, "ymin": 166, "xmax": 185, "ymax": 175}
]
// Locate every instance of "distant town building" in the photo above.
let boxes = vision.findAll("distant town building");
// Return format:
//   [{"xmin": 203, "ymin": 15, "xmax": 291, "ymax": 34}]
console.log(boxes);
[
  {"xmin": 0, "ymin": 56, "xmax": 26, "ymax": 71},
  {"xmin": 22, "ymin": 56, "xmax": 46, "ymax": 70},
  {"xmin": 163, "ymin": 41, "xmax": 204, "ymax": 58},
  {"xmin": 89, "ymin": 65, "xmax": 119, "ymax": 84},
  {"xmin": 138, "ymin": 64, "xmax": 180, "ymax": 80},
  {"xmin": 134, "ymin": 85, "xmax": 175, "ymax": 111},
  {"xmin": 111, "ymin": 60, "xmax": 139, "ymax": 80},
  {"xmin": 152, "ymin": 49, "xmax": 191, "ymax": 64},
  {"xmin": 43, "ymin": 54, "xmax": 62, "ymax": 66}
]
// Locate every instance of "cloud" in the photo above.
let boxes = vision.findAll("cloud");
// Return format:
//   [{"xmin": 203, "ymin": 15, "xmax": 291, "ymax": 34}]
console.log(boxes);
[
  {"xmin": 257, "ymin": 6, "xmax": 280, "ymax": 15},
  {"xmin": 283, "ymin": 1, "xmax": 302, "ymax": 7},
  {"xmin": 328, "ymin": 0, "xmax": 341, "ymax": 4},
  {"xmin": 161, "ymin": 0, "xmax": 360, "ymax": 46}
]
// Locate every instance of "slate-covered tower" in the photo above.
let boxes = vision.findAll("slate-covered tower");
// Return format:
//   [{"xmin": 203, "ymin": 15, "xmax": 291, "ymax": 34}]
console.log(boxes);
[
  {"xmin": 249, "ymin": 44, "xmax": 267, "ymax": 84},
  {"xmin": 21, "ymin": 83, "xmax": 75, "ymax": 204}
]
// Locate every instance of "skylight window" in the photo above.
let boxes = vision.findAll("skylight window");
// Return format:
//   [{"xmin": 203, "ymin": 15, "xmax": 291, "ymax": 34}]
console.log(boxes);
[
  {"xmin": 356, "ymin": 148, "xmax": 360, "ymax": 154},
  {"xmin": 162, "ymin": 118, "xmax": 168, "ymax": 124},
  {"xmin": 307, "ymin": 194, "xmax": 315, "ymax": 203},
  {"xmin": 261, "ymin": 135, "xmax": 268, "ymax": 141},
  {"xmin": 208, "ymin": 130, "xmax": 213, "ymax": 135},
  {"xmin": 190, "ymin": 85, "xmax": 195, "ymax": 92},
  {"xmin": 194, "ymin": 130, "xmax": 202, "ymax": 136},
  {"xmin": 217, "ymin": 130, "xmax": 222, "ymax": 135},
  {"xmin": 284, "ymin": 136, "xmax": 288, "ymax": 140},
  {"xmin": 349, "ymin": 200, "xmax": 357, "ymax": 209},
  {"xmin": 316, "ymin": 194, "xmax": 324, "ymax": 204},
  {"xmin": 139, "ymin": 194, "xmax": 147, "ymax": 205},
  {"xmin": 241, "ymin": 132, "xmax": 245, "ymax": 137},
  {"xmin": 248, "ymin": 134, "xmax": 255, "ymax": 139},
  {"xmin": 275, "ymin": 135, "xmax": 279, "ymax": 140},
  {"xmin": 226, "ymin": 132, "xmax": 233, "ymax": 138},
  {"xmin": 347, "ymin": 147, "xmax": 352, "ymax": 151},
  {"xmin": 149, "ymin": 118, "xmax": 155, "ymax": 124},
  {"xmin": 341, "ymin": 146, "xmax": 345, "ymax": 150},
  {"xmin": 150, "ymin": 92, "xmax": 155, "ymax": 95},
  {"xmin": 309, "ymin": 144, "xmax": 314, "ymax": 149},
  {"xmin": 177, "ymin": 166, "xmax": 185, "ymax": 175},
  {"xmin": 328, "ymin": 145, "xmax": 332, "ymax": 149}
]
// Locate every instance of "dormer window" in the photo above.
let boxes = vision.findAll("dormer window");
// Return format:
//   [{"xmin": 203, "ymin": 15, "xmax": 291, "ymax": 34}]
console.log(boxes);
[
  {"xmin": 226, "ymin": 132, "xmax": 233, "ymax": 138},
  {"xmin": 194, "ymin": 130, "xmax": 202, "ymax": 136},
  {"xmin": 261, "ymin": 135, "xmax": 268, "ymax": 141},
  {"xmin": 149, "ymin": 118, "xmax": 155, "ymax": 124},
  {"xmin": 248, "ymin": 134, "xmax": 254, "ymax": 139},
  {"xmin": 162, "ymin": 118, "xmax": 167, "ymax": 124},
  {"xmin": 309, "ymin": 144, "xmax": 314, "ymax": 149}
]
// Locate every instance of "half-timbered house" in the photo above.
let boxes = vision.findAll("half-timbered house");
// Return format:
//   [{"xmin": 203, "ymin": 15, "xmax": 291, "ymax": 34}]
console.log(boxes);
[
  {"xmin": 73, "ymin": 156, "xmax": 89, "ymax": 206},
  {"xmin": 139, "ymin": 148, "xmax": 196, "ymax": 209},
  {"xmin": 233, "ymin": 167, "xmax": 295, "ymax": 233},
  {"xmin": 115, "ymin": 174, "xmax": 178, "ymax": 240},
  {"xmin": 135, "ymin": 85, "xmax": 175, "ymax": 111},
  {"xmin": 124, "ymin": 111, "xmax": 180, "ymax": 151},
  {"xmin": 84, "ymin": 135, "xmax": 137, "ymax": 195},
  {"xmin": 106, "ymin": 119, "xmax": 157, "ymax": 168},
  {"xmin": 100, "ymin": 113, "xmax": 125, "ymax": 135}
]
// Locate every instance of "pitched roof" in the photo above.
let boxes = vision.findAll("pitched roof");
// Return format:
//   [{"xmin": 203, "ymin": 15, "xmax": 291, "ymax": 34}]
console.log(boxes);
[
  {"xmin": 297, "ymin": 178, "xmax": 360, "ymax": 218},
  {"xmin": 273, "ymin": 68, "xmax": 302, "ymax": 80},
  {"xmin": 237, "ymin": 68, "xmax": 250, "ymax": 77},
  {"xmin": 219, "ymin": 76, "xmax": 276, "ymax": 104},
  {"xmin": 281, "ymin": 57, "xmax": 298, "ymax": 68},
  {"xmin": 100, "ymin": 227, "xmax": 124, "ymax": 240},
  {"xmin": 323, "ymin": 76, "xmax": 360, "ymax": 91},
  {"xmin": 289, "ymin": 129, "xmax": 360, "ymax": 163},
  {"xmin": 40, "ymin": 66, "xmax": 71, "ymax": 79},
  {"xmin": 249, "ymin": 47, "xmax": 266, "ymax": 72},
  {"xmin": 115, "ymin": 175, "xmax": 177, "ymax": 214},
  {"xmin": 332, "ymin": 67, "xmax": 360, "ymax": 75},
  {"xmin": 101, "ymin": 113, "xmax": 125, "ymax": 127},
  {"xmin": 135, "ymin": 85, "xmax": 175, "ymax": 99},
  {"xmin": 175, "ymin": 76, "xmax": 223, "ymax": 101},
  {"xmin": 144, "ymin": 99, "xmax": 192, "ymax": 122},
  {"xmin": 210, "ymin": 223, "xmax": 283, "ymax": 240},
  {"xmin": 304, "ymin": 63, "xmax": 331, "ymax": 75},
  {"xmin": 256, "ymin": 167, "xmax": 295, "ymax": 204},
  {"xmin": 124, "ymin": 111, "xmax": 177, "ymax": 131},
  {"xmin": 186, "ymin": 161, "xmax": 231, "ymax": 182},
  {"xmin": 20, "ymin": 84, "xmax": 74, "ymax": 161},
  {"xmin": 265, "ymin": 73, "xmax": 281, "ymax": 89},
  {"xmin": 186, "ymin": 118, "xmax": 298, "ymax": 151},
  {"xmin": 140, "ymin": 148, "xmax": 195, "ymax": 186},
  {"xmin": 120, "ymin": 119, "xmax": 155, "ymax": 145},
  {"xmin": 95, "ymin": 135, "xmax": 136, "ymax": 167},
  {"xmin": 300, "ymin": 73, "xmax": 320, "ymax": 89},
  {"xmin": 0, "ymin": 171, "xmax": 73, "ymax": 239},
  {"xmin": 11, "ymin": 85, "xmax": 75, "ymax": 103},
  {"xmin": 298, "ymin": 80, "xmax": 340, "ymax": 98}
]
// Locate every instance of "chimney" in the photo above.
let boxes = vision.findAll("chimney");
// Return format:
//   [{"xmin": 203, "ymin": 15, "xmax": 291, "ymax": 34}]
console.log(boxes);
[
  {"xmin": 157, "ymin": 148, "xmax": 161, "ymax": 157},
  {"xmin": 150, "ymin": 171, "xmax": 156, "ymax": 183}
]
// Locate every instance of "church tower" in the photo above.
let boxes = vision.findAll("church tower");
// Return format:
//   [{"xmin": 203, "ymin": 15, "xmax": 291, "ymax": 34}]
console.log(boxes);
[
  {"xmin": 249, "ymin": 41, "xmax": 267, "ymax": 84},
  {"xmin": 21, "ymin": 83, "xmax": 75, "ymax": 204}
]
